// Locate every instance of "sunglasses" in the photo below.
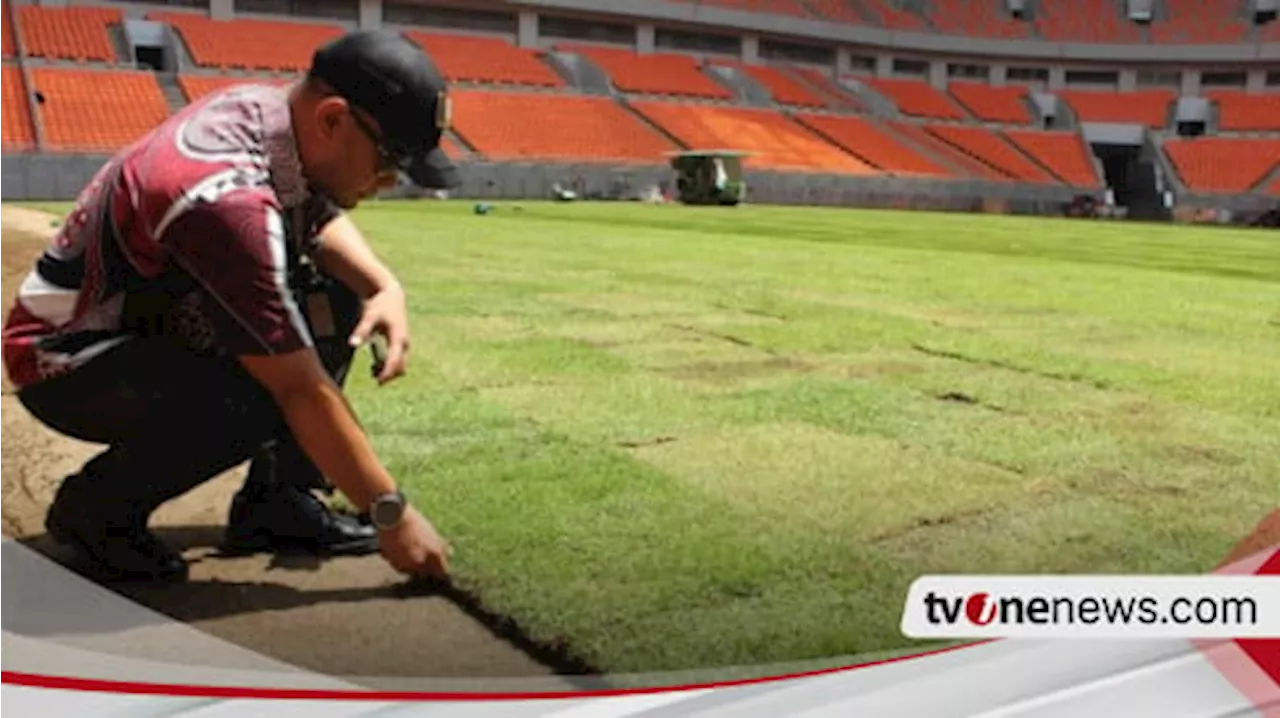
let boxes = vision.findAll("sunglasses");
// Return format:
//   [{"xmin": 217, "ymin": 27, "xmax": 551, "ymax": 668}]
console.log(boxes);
[{"xmin": 348, "ymin": 108, "xmax": 409, "ymax": 174}]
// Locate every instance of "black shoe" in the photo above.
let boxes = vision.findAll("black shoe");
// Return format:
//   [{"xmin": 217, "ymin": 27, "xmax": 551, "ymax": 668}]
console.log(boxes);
[
  {"xmin": 223, "ymin": 484, "xmax": 379, "ymax": 557},
  {"xmin": 44, "ymin": 474, "xmax": 188, "ymax": 583}
]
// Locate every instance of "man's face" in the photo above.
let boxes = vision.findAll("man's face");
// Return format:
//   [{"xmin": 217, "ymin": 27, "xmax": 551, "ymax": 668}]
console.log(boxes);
[{"xmin": 305, "ymin": 97, "xmax": 402, "ymax": 210}]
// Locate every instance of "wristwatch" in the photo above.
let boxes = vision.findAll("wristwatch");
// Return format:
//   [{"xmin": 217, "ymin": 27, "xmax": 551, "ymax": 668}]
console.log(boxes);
[{"xmin": 369, "ymin": 490, "xmax": 408, "ymax": 530}]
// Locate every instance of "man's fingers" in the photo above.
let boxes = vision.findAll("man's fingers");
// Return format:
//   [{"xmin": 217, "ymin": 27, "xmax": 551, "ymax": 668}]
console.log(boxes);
[{"xmin": 349, "ymin": 313, "xmax": 377, "ymax": 347}]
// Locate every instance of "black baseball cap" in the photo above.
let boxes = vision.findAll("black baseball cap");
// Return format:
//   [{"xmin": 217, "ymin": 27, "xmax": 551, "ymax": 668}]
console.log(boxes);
[{"xmin": 308, "ymin": 29, "xmax": 458, "ymax": 189}]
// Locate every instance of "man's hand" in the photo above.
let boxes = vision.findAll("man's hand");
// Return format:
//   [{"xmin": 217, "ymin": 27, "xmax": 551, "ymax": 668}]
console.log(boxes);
[
  {"xmin": 379, "ymin": 506, "xmax": 452, "ymax": 577},
  {"xmin": 348, "ymin": 282, "xmax": 410, "ymax": 385}
]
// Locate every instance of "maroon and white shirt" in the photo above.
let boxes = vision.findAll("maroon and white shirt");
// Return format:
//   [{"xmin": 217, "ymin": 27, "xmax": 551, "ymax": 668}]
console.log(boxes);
[{"xmin": 2, "ymin": 83, "xmax": 341, "ymax": 389}]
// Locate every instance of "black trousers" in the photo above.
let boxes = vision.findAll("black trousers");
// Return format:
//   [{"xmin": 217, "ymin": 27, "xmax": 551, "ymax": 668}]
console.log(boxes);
[{"xmin": 17, "ymin": 275, "xmax": 363, "ymax": 523}]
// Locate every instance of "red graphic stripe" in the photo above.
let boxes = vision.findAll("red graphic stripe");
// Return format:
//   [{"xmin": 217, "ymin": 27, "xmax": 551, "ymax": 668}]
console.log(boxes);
[{"xmin": 1, "ymin": 640, "xmax": 986, "ymax": 701}]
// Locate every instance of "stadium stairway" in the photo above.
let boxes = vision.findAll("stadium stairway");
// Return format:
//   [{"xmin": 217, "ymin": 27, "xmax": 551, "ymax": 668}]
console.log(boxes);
[{"xmin": 156, "ymin": 72, "xmax": 189, "ymax": 112}]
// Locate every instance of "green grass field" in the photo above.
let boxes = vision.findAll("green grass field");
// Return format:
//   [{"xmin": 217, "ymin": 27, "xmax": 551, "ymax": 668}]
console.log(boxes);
[{"xmin": 15, "ymin": 199, "xmax": 1280, "ymax": 676}]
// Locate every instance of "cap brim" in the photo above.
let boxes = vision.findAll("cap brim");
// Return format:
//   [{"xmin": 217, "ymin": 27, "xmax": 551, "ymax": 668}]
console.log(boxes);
[{"xmin": 405, "ymin": 147, "xmax": 458, "ymax": 189}]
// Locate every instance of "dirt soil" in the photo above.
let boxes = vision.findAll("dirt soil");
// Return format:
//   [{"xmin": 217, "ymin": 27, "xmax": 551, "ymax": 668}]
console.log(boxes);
[{"xmin": 1, "ymin": 207, "xmax": 577, "ymax": 687}]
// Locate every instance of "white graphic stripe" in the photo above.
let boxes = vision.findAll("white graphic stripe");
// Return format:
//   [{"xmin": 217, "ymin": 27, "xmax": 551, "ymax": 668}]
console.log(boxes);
[
  {"xmin": 16, "ymin": 270, "xmax": 79, "ymax": 326},
  {"xmin": 265, "ymin": 207, "xmax": 314, "ymax": 350}
]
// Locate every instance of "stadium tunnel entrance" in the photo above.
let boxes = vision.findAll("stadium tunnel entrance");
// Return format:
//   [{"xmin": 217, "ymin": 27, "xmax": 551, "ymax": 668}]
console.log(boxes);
[{"xmin": 1083, "ymin": 124, "xmax": 1172, "ymax": 222}]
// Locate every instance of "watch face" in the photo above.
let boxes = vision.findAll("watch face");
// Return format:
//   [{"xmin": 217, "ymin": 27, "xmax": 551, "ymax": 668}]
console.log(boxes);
[{"xmin": 373, "ymin": 494, "xmax": 405, "ymax": 528}]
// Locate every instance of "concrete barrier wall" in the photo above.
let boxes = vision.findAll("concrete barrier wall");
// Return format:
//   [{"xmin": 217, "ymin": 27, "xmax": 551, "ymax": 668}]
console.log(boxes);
[{"xmin": 8, "ymin": 153, "xmax": 1268, "ymax": 222}]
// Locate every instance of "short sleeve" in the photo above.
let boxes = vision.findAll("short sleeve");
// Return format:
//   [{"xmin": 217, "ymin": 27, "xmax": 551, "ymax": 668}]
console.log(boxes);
[{"xmin": 160, "ymin": 193, "xmax": 314, "ymax": 357}]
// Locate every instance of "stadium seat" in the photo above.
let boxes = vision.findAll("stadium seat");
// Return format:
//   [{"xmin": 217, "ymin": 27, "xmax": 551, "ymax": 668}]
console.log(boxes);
[
  {"xmin": 450, "ymin": 90, "xmax": 676, "ymax": 164},
  {"xmin": 948, "ymin": 82, "xmax": 1032, "ymax": 124},
  {"xmin": 150, "ymin": 12, "xmax": 343, "ymax": 72},
  {"xmin": 1035, "ymin": 0, "xmax": 1143, "ymax": 43},
  {"xmin": 709, "ymin": 60, "xmax": 826, "ymax": 107},
  {"xmin": 1204, "ymin": 90, "xmax": 1280, "ymax": 132},
  {"xmin": 560, "ymin": 44, "xmax": 733, "ymax": 99},
  {"xmin": 1163, "ymin": 137, "xmax": 1280, "ymax": 193},
  {"xmin": 1058, "ymin": 89, "xmax": 1174, "ymax": 129},
  {"xmin": 925, "ymin": 125, "xmax": 1057, "ymax": 183},
  {"xmin": 629, "ymin": 101, "xmax": 877, "ymax": 174},
  {"xmin": 1260, "ymin": 19, "xmax": 1280, "ymax": 42},
  {"xmin": 2, "ymin": 1, "xmax": 16, "ymax": 59},
  {"xmin": 29, "ymin": 68, "xmax": 169, "ymax": 152},
  {"xmin": 2, "ymin": 66, "xmax": 36, "ymax": 151},
  {"xmin": 859, "ymin": 76, "xmax": 967, "ymax": 120},
  {"xmin": 177, "ymin": 75, "xmax": 294, "ymax": 104},
  {"xmin": 404, "ymin": 31, "xmax": 564, "ymax": 88},
  {"xmin": 1264, "ymin": 173, "xmax": 1280, "ymax": 196},
  {"xmin": 887, "ymin": 121, "xmax": 1012, "ymax": 182},
  {"xmin": 16, "ymin": 5, "xmax": 121, "ymax": 63},
  {"xmin": 794, "ymin": 114, "xmax": 953, "ymax": 177},
  {"xmin": 929, "ymin": 0, "xmax": 1030, "ymax": 38},
  {"xmin": 1150, "ymin": 0, "xmax": 1248, "ymax": 43},
  {"xmin": 1003, "ymin": 130, "xmax": 1102, "ymax": 187}
]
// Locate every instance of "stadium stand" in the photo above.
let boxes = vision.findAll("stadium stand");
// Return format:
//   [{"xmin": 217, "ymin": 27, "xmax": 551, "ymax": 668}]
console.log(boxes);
[
  {"xmin": 794, "ymin": 114, "xmax": 953, "ymax": 177},
  {"xmin": 559, "ymin": 44, "xmax": 733, "ymax": 99},
  {"xmin": 928, "ymin": 0, "xmax": 1030, "ymax": 39},
  {"xmin": 1034, "ymin": 0, "xmax": 1143, "ymax": 43},
  {"xmin": 672, "ymin": 0, "xmax": 811, "ymax": 18},
  {"xmin": 150, "ymin": 12, "xmax": 344, "ymax": 72},
  {"xmin": 708, "ymin": 59, "xmax": 826, "ymax": 107},
  {"xmin": 1162, "ymin": 137, "xmax": 1280, "ymax": 193},
  {"xmin": 16, "ymin": 4, "xmax": 120, "ymax": 63},
  {"xmin": 2, "ymin": 1, "xmax": 16, "ymax": 58},
  {"xmin": 947, "ymin": 82, "xmax": 1032, "ymax": 124},
  {"xmin": 1265, "ymin": 173, "xmax": 1280, "ymax": 196},
  {"xmin": 1058, "ymin": 89, "xmax": 1175, "ymax": 129},
  {"xmin": 2, "ymin": 66, "xmax": 36, "ymax": 151},
  {"xmin": 629, "ymin": 101, "xmax": 877, "ymax": 174},
  {"xmin": 404, "ymin": 31, "xmax": 563, "ymax": 88},
  {"xmin": 450, "ymin": 90, "xmax": 676, "ymax": 164},
  {"xmin": 858, "ymin": 76, "xmax": 967, "ymax": 120},
  {"xmin": 859, "ymin": 0, "xmax": 929, "ymax": 31},
  {"xmin": 924, "ymin": 125, "xmax": 1057, "ymax": 183},
  {"xmin": 788, "ymin": 67, "xmax": 861, "ymax": 109},
  {"xmin": 1204, "ymin": 90, "xmax": 1280, "ymax": 132},
  {"xmin": 1150, "ymin": 0, "xmax": 1248, "ymax": 44},
  {"xmin": 803, "ymin": 0, "xmax": 868, "ymax": 24},
  {"xmin": 28, "ymin": 67, "xmax": 169, "ymax": 152},
  {"xmin": 887, "ymin": 121, "xmax": 1012, "ymax": 182},
  {"xmin": 1004, "ymin": 130, "xmax": 1102, "ymax": 188}
]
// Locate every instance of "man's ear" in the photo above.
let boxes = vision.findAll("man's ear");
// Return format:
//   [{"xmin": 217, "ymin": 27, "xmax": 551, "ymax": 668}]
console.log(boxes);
[{"xmin": 314, "ymin": 96, "xmax": 349, "ymax": 140}]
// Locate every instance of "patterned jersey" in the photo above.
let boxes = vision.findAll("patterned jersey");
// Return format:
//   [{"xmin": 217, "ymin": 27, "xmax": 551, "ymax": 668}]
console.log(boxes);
[{"xmin": 2, "ymin": 83, "xmax": 342, "ymax": 389}]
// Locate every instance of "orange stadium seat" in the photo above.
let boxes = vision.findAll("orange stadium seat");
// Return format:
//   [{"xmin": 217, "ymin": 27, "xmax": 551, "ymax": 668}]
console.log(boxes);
[
  {"xmin": 794, "ymin": 114, "xmax": 952, "ymax": 177},
  {"xmin": 1264, "ymin": 173, "xmax": 1280, "ymax": 196},
  {"xmin": 1205, "ymin": 90, "xmax": 1280, "ymax": 132},
  {"xmin": 1059, "ymin": 89, "xmax": 1174, "ymax": 129},
  {"xmin": 561, "ymin": 45, "xmax": 733, "ymax": 99},
  {"xmin": 2, "ymin": 66, "xmax": 36, "ymax": 151},
  {"xmin": 405, "ymin": 31, "xmax": 563, "ymax": 87},
  {"xmin": 2, "ymin": 1, "xmax": 16, "ymax": 58},
  {"xmin": 1163, "ymin": 137, "xmax": 1280, "ymax": 193},
  {"xmin": 804, "ymin": 0, "xmax": 868, "ymax": 24},
  {"xmin": 630, "ymin": 101, "xmax": 876, "ymax": 174},
  {"xmin": 709, "ymin": 60, "xmax": 826, "ymax": 107},
  {"xmin": 1150, "ymin": 0, "xmax": 1248, "ymax": 43},
  {"xmin": 178, "ymin": 75, "xmax": 295, "ymax": 103},
  {"xmin": 859, "ymin": 0, "xmax": 928, "ymax": 31},
  {"xmin": 860, "ymin": 76, "xmax": 967, "ymax": 120},
  {"xmin": 151, "ymin": 12, "xmax": 343, "ymax": 72},
  {"xmin": 29, "ymin": 68, "xmax": 169, "ymax": 152},
  {"xmin": 450, "ymin": 91, "xmax": 676, "ymax": 164},
  {"xmin": 948, "ymin": 82, "xmax": 1031, "ymax": 123},
  {"xmin": 929, "ymin": 0, "xmax": 1030, "ymax": 38},
  {"xmin": 887, "ymin": 121, "xmax": 1011, "ymax": 182},
  {"xmin": 1004, "ymin": 129, "xmax": 1101, "ymax": 187},
  {"xmin": 925, "ymin": 125, "xmax": 1057, "ymax": 183},
  {"xmin": 1261, "ymin": 19, "xmax": 1280, "ymax": 42},
  {"xmin": 1035, "ymin": 0, "xmax": 1143, "ymax": 43},
  {"xmin": 17, "ymin": 5, "xmax": 120, "ymax": 63},
  {"xmin": 789, "ymin": 67, "xmax": 860, "ymax": 109}
]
